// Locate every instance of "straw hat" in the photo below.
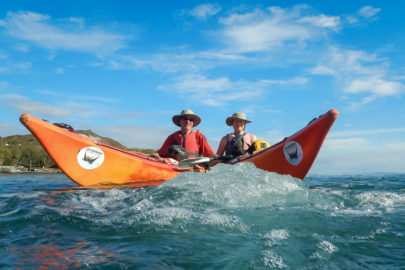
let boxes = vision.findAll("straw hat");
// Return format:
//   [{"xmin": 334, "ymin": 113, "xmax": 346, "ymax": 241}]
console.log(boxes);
[
  {"xmin": 172, "ymin": 109, "xmax": 201, "ymax": 127},
  {"xmin": 226, "ymin": 112, "xmax": 252, "ymax": 126}
]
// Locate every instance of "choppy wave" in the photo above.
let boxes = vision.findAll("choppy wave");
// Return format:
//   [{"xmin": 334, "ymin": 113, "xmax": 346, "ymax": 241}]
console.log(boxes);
[{"xmin": 1, "ymin": 164, "xmax": 404, "ymax": 269}]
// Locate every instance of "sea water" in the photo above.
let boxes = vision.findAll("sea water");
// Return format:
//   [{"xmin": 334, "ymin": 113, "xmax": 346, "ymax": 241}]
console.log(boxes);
[{"xmin": 0, "ymin": 163, "xmax": 404, "ymax": 269}]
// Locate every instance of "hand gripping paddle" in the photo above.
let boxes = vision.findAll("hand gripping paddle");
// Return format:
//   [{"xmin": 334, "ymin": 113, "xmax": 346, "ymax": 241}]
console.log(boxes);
[
  {"xmin": 177, "ymin": 155, "xmax": 235, "ymax": 170},
  {"xmin": 177, "ymin": 157, "xmax": 212, "ymax": 170}
]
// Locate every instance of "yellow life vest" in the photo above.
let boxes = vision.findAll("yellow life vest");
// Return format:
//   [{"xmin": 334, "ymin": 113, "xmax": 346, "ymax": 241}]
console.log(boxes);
[{"xmin": 253, "ymin": 139, "xmax": 271, "ymax": 153}]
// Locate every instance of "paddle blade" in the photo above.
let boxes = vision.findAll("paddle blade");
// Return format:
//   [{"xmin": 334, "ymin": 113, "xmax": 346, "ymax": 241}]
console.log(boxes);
[{"xmin": 177, "ymin": 157, "xmax": 211, "ymax": 170}]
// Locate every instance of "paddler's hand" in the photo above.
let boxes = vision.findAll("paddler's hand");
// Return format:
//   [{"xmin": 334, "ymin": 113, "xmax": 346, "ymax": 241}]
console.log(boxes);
[
  {"xmin": 147, "ymin": 153, "xmax": 161, "ymax": 159},
  {"xmin": 209, "ymin": 159, "xmax": 221, "ymax": 167},
  {"xmin": 237, "ymin": 153, "xmax": 251, "ymax": 160},
  {"xmin": 193, "ymin": 164, "xmax": 208, "ymax": 172}
]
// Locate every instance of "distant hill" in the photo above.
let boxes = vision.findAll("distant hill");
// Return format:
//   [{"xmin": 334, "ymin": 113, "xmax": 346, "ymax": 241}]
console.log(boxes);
[
  {"xmin": 1, "ymin": 130, "xmax": 127, "ymax": 149},
  {"xmin": 0, "ymin": 130, "xmax": 157, "ymax": 168},
  {"xmin": 1, "ymin": 134, "xmax": 39, "ymax": 145},
  {"xmin": 75, "ymin": 130, "xmax": 156, "ymax": 154},
  {"xmin": 75, "ymin": 129, "xmax": 128, "ymax": 149}
]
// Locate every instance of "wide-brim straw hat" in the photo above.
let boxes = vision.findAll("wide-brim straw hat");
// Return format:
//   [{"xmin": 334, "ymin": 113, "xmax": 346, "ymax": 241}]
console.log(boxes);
[
  {"xmin": 226, "ymin": 112, "xmax": 252, "ymax": 126},
  {"xmin": 172, "ymin": 109, "xmax": 201, "ymax": 127}
]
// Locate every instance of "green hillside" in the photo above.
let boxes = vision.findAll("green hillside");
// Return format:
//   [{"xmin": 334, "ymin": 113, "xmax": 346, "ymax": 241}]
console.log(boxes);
[{"xmin": 0, "ymin": 131, "xmax": 157, "ymax": 168}]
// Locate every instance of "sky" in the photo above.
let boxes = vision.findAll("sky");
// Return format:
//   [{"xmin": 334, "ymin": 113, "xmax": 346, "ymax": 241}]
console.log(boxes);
[{"xmin": 0, "ymin": 0, "xmax": 404, "ymax": 175}]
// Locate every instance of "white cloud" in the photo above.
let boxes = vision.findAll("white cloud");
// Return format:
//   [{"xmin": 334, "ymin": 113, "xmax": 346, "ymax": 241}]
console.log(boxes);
[
  {"xmin": 259, "ymin": 77, "xmax": 308, "ymax": 86},
  {"xmin": 0, "ymin": 94, "xmax": 72, "ymax": 117},
  {"xmin": 346, "ymin": 78, "xmax": 402, "ymax": 96},
  {"xmin": 56, "ymin": 68, "xmax": 64, "ymax": 74},
  {"xmin": 312, "ymin": 134, "xmax": 405, "ymax": 175},
  {"xmin": 358, "ymin": 6, "xmax": 381, "ymax": 18},
  {"xmin": 299, "ymin": 14, "xmax": 341, "ymax": 30},
  {"xmin": 198, "ymin": 51, "xmax": 250, "ymax": 61},
  {"xmin": 188, "ymin": 3, "xmax": 221, "ymax": 20},
  {"xmin": 386, "ymin": 142, "xmax": 405, "ymax": 150},
  {"xmin": 35, "ymin": 89, "xmax": 120, "ymax": 103},
  {"xmin": 0, "ymin": 61, "xmax": 32, "ymax": 74},
  {"xmin": 0, "ymin": 81, "xmax": 8, "ymax": 89},
  {"xmin": 310, "ymin": 47, "xmax": 379, "ymax": 76},
  {"xmin": 107, "ymin": 48, "xmax": 257, "ymax": 74},
  {"xmin": 94, "ymin": 125, "xmax": 174, "ymax": 149},
  {"xmin": 101, "ymin": 52, "xmax": 212, "ymax": 73},
  {"xmin": 158, "ymin": 73, "xmax": 308, "ymax": 106},
  {"xmin": 158, "ymin": 74, "xmax": 239, "ymax": 106},
  {"xmin": 13, "ymin": 62, "xmax": 32, "ymax": 70},
  {"xmin": 310, "ymin": 65, "xmax": 335, "ymax": 75},
  {"xmin": 343, "ymin": 6, "xmax": 381, "ymax": 26},
  {"xmin": 0, "ymin": 122, "xmax": 28, "ymax": 137},
  {"xmin": 323, "ymin": 137, "xmax": 370, "ymax": 151},
  {"xmin": 14, "ymin": 43, "xmax": 30, "ymax": 52},
  {"xmin": 331, "ymin": 127, "xmax": 405, "ymax": 138},
  {"xmin": 1, "ymin": 11, "xmax": 128, "ymax": 55},
  {"xmin": 345, "ymin": 77, "xmax": 403, "ymax": 106},
  {"xmin": 0, "ymin": 67, "xmax": 9, "ymax": 73},
  {"xmin": 218, "ymin": 5, "xmax": 339, "ymax": 53},
  {"xmin": 311, "ymin": 125, "xmax": 405, "ymax": 174},
  {"xmin": 310, "ymin": 46, "xmax": 404, "ymax": 107},
  {"xmin": 312, "ymin": 150, "xmax": 405, "ymax": 175}
]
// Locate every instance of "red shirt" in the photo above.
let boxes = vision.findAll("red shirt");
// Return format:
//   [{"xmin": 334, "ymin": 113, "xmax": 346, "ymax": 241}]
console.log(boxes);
[{"xmin": 158, "ymin": 130, "xmax": 214, "ymax": 157}]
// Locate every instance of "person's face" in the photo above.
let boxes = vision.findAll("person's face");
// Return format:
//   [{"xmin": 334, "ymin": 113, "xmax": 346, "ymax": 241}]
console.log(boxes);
[
  {"xmin": 180, "ymin": 116, "xmax": 194, "ymax": 133},
  {"xmin": 233, "ymin": 119, "xmax": 246, "ymax": 134}
]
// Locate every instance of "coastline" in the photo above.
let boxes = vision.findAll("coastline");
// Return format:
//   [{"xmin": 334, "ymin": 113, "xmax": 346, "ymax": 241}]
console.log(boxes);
[{"xmin": 0, "ymin": 166, "xmax": 61, "ymax": 174}]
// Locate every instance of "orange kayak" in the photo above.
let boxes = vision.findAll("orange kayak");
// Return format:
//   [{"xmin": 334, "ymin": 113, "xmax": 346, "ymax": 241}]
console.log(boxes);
[{"xmin": 20, "ymin": 109, "xmax": 338, "ymax": 186}]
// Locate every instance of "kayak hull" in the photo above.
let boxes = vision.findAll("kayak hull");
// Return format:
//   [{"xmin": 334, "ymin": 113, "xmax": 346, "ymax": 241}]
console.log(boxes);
[
  {"xmin": 20, "ymin": 109, "xmax": 338, "ymax": 186},
  {"xmin": 20, "ymin": 113, "xmax": 187, "ymax": 186}
]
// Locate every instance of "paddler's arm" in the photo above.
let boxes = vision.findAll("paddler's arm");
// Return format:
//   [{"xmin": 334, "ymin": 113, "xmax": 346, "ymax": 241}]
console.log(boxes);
[
  {"xmin": 216, "ymin": 136, "xmax": 227, "ymax": 156},
  {"xmin": 157, "ymin": 133, "xmax": 175, "ymax": 157}
]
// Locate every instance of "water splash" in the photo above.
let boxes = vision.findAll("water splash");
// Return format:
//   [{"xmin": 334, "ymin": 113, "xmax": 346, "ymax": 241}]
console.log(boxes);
[{"xmin": 1, "ymin": 168, "xmax": 404, "ymax": 269}]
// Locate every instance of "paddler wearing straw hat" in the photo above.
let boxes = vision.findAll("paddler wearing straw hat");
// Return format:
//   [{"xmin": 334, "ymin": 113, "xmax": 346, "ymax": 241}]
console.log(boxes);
[
  {"xmin": 157, "ymin": 109, "xmax": 217, "ymax": 161},
  {"xmin": 216, "ymin": 112, "xmax": 257, "ymax": 158}
]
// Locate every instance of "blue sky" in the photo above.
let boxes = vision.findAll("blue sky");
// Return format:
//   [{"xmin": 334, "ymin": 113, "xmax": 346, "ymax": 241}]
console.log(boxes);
[{"xmin": 1, "ymin": 1, "xmax": 404, "ymax": 175}]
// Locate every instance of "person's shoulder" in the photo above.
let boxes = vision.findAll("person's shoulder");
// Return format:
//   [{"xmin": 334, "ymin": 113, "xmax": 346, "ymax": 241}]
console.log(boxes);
[
  {"xmin": 220, "ymin": 135, "xmax": 228, "ymax": 143},
  {"xmin": 223, "ymin": 133, "xmax": 234, "ymax": 141},
  {"xmin": 243, "ymin": 132, "xmax": 256, "ymax": 140},
  {"xmin": 194, "ymin": 130, "xmax": 206, "ymax": 137},
  {"xmin": 194, "ymin": 130, "xmax": 208, "ymax": 139},
  {"xmin": 249, "ymin": 133, "xmax": 257, "ymax": 141},
  {"xmin": 167, "ymin": 130, "xmax": 180, "ymax": 137}
]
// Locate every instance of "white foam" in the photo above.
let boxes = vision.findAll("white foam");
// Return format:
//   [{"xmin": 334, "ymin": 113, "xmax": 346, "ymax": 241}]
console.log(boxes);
[
  {"xmin": 200, "ymin": 211, "xmax": 249, "ymax": 232},
  {"xmin": 356, "ymin": 191, "xmax": 404, "ymax": 212},
  {"xmin": 317, "ymin": 240, "xmax": 338, "ymax": 254},
  {"xmin": 264, "ymin": 229, "xmax": 290, "ymax": 247},
  {"xmin": 262, "ymin": 250, "xmax": 287, "ymax": 268},
  {"xmin": 162, "ymin": 162, "xmax": 308, "ymax": 209},
  {"xmin": 0, "ymin": 191, "xmax": 45, "ymax": 199},
  {"xmin": 130, "ymin": 205, "xmax": 249, "ymax": 232},
  {"xmin": 133, "ymin": 206, "xmax": 195, "ymax": 226}
]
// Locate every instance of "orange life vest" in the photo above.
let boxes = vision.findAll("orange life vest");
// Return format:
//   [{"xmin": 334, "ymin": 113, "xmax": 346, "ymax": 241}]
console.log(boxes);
[{"xmin": 171, "ymin": 130, "xmax": 200, "ymax": 158}]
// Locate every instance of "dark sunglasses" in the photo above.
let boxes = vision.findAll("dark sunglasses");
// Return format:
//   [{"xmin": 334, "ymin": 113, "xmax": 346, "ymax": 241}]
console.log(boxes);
[{"xmin": 181, "ymin": 117, "xmax": 194, "ymax": 121}]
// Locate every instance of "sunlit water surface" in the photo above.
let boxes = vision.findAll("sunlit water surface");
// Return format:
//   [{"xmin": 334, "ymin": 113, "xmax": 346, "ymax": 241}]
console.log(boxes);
[{"xmin": 1, "ymin": 163, "xmax": 404, "ymax": 269}]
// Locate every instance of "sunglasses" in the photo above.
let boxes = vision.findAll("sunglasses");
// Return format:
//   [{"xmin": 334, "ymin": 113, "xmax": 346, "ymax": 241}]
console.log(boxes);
[{"xmin": 181, "ymin": 117, "xmax": 194, "ymax": 122}]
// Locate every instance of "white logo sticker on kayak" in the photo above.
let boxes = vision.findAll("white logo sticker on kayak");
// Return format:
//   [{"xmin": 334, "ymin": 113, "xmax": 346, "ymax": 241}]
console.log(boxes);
[
  {"xmin": 283, "ymin": 141, "xmax": 303, "ymax": 165},
  {"xmin": 77, "ymin": 147, "xmax": 104, "ymax": 169}
]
